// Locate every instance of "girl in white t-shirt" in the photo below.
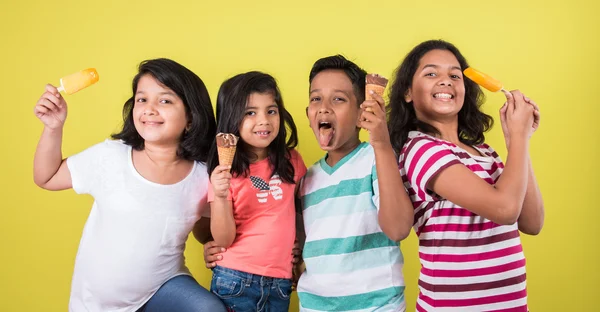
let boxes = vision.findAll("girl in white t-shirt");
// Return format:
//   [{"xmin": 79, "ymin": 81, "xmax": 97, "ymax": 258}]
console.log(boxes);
[{"xmin": 33, "ymin": 58, "xmax": 227, "ymax": 312}]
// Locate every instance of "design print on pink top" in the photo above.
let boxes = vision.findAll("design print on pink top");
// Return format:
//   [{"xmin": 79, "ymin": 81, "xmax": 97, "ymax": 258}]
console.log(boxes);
[{"xmin": 250, "ymin": 175, "xmax": 283, "ymax": 203}]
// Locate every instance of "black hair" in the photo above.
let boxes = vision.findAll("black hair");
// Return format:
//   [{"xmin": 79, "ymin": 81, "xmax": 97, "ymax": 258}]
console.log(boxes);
[
  {"xmin": 206, "ymin": 71, "xmax": 298, "ymax": 184},
  {"xmin": 308, "ymin": 55, "xmax": 367, "ymax": 105},
  {"xmin": 111, "ymin": 58, "xmax": 216, "ymax": 162},
  {"xmin": 387, "ymin": 40, "xmax": 493, "ymax": 152}
]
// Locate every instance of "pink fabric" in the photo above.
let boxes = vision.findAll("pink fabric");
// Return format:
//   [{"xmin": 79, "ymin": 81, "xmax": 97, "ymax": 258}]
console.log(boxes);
[{"xmin": 208, "ymin": 149, "xmax": 306, "ymax": 278}]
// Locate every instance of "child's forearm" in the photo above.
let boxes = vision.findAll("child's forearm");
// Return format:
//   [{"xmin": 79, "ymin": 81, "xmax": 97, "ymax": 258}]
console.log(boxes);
[
  {"xmin": 192, "ymin": 217, "xmax": 213, "ymax": 244},
  {"xmin": 517, "ymin": 157, "xmax": 545, "ymax": 235},
  {"xmin": 374, "ymin": 145, "xmax": 413, "ymax": 241},
  {"xmin": 33, "ymin": 127, "xmax": 66, "ymax": 188},
  {"xmin": 492, "ymin": 136, "xmax": 530, "ymax": 223},
  {"xmin": 209, "ymin": 198, "xmax": 236, "ymax": 248}
]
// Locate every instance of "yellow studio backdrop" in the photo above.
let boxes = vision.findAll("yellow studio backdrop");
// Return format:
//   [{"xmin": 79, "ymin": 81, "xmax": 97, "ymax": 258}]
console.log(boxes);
[{"xmin": 1, "ymin": 0, "xmax": 598, "ymax": 311}]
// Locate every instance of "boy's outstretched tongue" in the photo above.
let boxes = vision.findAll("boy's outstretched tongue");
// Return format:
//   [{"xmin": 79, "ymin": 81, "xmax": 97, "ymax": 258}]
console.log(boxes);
[{"xmin": 319, "ymin": 127, "xmax": 334, "ymax": 147}]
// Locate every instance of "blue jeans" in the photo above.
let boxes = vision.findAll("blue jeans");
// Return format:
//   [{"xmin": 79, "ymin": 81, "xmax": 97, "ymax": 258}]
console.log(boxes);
[
  {"xmin": 138, "ymin": 275, "xmax": 227, "ymax": 312},
  {"xmin": 210, "ymin": 266, "xmax": 292, "ymax": 312}
]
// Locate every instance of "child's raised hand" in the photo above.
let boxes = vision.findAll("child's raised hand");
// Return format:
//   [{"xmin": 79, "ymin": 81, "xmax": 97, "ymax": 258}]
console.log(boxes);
[
  {"xmin": 500, "ymin": 91, "xmax": 540, "ymax": 147},
  {"xmin": 359, "ymin": 90, "xmax": 391, "ymax": 149},
  {"xmin": 34, "ymin": 84, "xmax": 68, "ymax": 130},
  {"xmin": 502, "ymin": 90, "xmax": 535, "ymax": 141},
  {"xmin": 525, "ymin": 96, "xmax": 541, "ymax": 133},
  {"xmin": 210, "ymin": 165, "xmax": 232, "ymax": 199},
  {"xmin": 203, "ymin": 241, "xmax": 226, "ymax": 269}
]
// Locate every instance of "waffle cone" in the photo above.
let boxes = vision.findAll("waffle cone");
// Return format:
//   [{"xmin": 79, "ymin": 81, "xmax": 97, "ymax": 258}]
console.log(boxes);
[
  {"xmin": 217, "ymin": 146, "xmax": 237, "ymax": 166},
  {"xmin": 365, "ymin": 84, "xmax": 386, "ymax": 112},
  {"xmin": 366, "ymin": 84, "xmax": 385, "ymax": 100}
]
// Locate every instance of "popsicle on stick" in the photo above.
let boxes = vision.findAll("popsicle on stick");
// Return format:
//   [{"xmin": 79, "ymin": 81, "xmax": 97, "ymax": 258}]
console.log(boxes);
[
  {"xmin": 463, "ymin": 67, "xmax": 504, "ymax": 93},
  {"xmin": 57, "ymin": 68, "xmax": 100, "ymax": 95},
  {"xmin": 216, "ymin": 133, "xmax": 239, "ymax": 167},
  {"xmin": 364, "ymin": 73, "xmax": 388, "ymax": 112}
]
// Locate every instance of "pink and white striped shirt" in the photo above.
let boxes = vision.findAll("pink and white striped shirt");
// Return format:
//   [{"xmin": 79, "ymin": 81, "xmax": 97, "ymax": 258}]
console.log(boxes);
[{"xmin": 399, "ymin": 131, "xmax": 527, "ymax": 312}]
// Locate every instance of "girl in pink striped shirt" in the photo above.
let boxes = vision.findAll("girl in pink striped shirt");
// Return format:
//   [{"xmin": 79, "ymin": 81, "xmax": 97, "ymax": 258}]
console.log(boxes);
[{"xmin": 388, "ymin": 40, "xmax": 544, "ymax": 311}]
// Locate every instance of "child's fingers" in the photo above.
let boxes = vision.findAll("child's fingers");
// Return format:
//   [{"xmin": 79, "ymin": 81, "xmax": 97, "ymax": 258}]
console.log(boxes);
[
  {"xmin": 367, "ymin": 90, "xmax": 386, "ymax": 111},
  {"xmin": 215, "ymin": 165, "xmax": 232, "ymax": 173},
  {"xmin": 360, "ymin": 101, "xmax": 384, "ymax": 118},
  {"xmin": 499, "ymin": 103, "xmax": 508, "ymax": 123},
  {"xmin": 45, "ymin": 84, "xmax": 60, "ymax": 97},
  {"xmin": 34, "ymin": 104, "xmax": 50, "ymax": 117},
  {"xmin": 510, "ymin": 90, "xmax": 526, "ymax": 110},
  {"xmin": 526, "ymin": 99, "xmax": 539, "ymax": 111},
  {"xmin": 42, "ymin": 92, "xmax": 62, "ymax": 109},
  {"xmin": 503, "ymin": 90, "xmax": 515, "ymax": 115},
  {"xmin": 499, "ymin": 102, "xmax": 507, "ymax": 114},
  {"xmin": 37, "ymin": 97, "xmax": 60, "ymax": 113}
]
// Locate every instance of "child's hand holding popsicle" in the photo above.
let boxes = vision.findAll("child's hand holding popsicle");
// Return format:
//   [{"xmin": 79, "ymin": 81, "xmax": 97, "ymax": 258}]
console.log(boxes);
[
  {"xmin": 34, "ymin": 84, "xmax": 68, "ymax": 130},
  {"xmin": 464, "ymin": 67, "xmax": 540, "ymax": 145},
  {"xmin": 34, "ymin": 68, "xmax": 100, "ymax": 129}
]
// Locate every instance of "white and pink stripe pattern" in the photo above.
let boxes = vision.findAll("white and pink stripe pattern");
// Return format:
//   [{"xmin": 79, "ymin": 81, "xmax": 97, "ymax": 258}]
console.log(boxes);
[{"xmin": 399, "ymin": 131, "xmax": 527, "ymax": 312}]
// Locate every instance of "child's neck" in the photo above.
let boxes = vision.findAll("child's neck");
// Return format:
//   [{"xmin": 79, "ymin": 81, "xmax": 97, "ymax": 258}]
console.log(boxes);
[
  {"xmin": 142, "ymin": 143, "xmax": 182, "ymax": 167},
  {"xmin": 326, "ymin": 138, "xmax": 361, "ymax": 167},
  {"xmin": 132, "ymin": 142, "xmax": 193, "ymax": 185},
  {"xmin": 247, "ymin": 145, "xmax": 268, "ymax": 163},
  {"xmin": 423, "ymin": 120, "xmax": 481, "ymax": 155},
  {"xmin": 423, "ymin": 119, "xmax": 461, "ymax": 145}
]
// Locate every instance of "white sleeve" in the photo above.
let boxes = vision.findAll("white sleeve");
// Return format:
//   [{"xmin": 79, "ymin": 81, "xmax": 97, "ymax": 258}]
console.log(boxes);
[
  {"xmin": 66, "ymin": 140, "xmax": 112, "ymax": 195},
  {"xmin": 197, "ymin": 167, "xmax": 212, "ymax": 218},
  {"xmin": 371, "ymin": 159, "xmax": 380, "ymax": 212}
]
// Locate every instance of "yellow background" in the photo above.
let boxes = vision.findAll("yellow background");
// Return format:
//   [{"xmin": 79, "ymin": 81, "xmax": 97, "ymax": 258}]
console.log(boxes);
[{"xmin": 1, "ymin": 0, "xmax": 598, "ymax": 311}]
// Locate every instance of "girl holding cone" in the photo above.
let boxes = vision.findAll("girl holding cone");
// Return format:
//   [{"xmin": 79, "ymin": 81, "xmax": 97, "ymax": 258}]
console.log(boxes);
[{"xmin": 202, "ymin": 71, "xmax": 307, "ymax": 312}]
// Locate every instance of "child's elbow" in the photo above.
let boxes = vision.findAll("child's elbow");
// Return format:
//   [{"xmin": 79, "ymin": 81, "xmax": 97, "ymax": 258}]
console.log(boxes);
[
  {"xmin": 495, "ymin": 203, "xmax": 521, "ymax": 226},
  {"xmin": 383, "ymin": 226, "xmax": 411, "ymax": 242},
  {"xmin": 213, "ymin": 235, "xmax": 235, "ymax": 249},
  {"xmin": 33, "ymin": 176, "xmax": 49, "ymax": 190},
  {"xmin": 520, "ymin": 224, "xmax": 543, "ymax": 236}
]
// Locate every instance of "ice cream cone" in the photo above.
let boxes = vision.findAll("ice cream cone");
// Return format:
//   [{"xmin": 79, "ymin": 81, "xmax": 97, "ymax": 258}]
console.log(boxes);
[
  {"xmin": 365, "ymin": 73, "xmax": 388, "ymax": 112},
  {"xmin": 215, "ymin": 133, "xmax": 239, "ymax": 167},
  {"xmin": 217, "ymin": 145, "xmax": 237, "ymax": 166}
]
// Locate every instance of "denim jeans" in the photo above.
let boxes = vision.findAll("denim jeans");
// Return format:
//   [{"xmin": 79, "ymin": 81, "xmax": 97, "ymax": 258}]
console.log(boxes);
[
  {"xmin": 138, "ymin": 275, "xmax": 227, "ymax": 312},
  {"xmin": 210, "ymin": 266, "xmax": 293, "ymax": 312}
]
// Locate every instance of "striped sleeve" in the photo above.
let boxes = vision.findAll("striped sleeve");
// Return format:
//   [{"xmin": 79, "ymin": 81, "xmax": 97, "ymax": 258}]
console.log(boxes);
[{"xmin": 403, "ymin": 137, "xmax": 461, "ymax": 201}]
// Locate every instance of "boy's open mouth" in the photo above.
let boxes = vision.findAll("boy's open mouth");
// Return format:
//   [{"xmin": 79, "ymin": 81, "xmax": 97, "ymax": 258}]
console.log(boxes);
[{"xmin": 318, "ymin": 121, "xmax": 334, "ymax": 147}]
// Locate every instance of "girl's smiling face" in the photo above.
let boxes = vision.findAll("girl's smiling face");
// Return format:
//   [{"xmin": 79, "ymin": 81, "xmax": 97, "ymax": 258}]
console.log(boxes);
[{"xmin": 406, "ymin": 49, "xmax": 466, "ymax": 122}]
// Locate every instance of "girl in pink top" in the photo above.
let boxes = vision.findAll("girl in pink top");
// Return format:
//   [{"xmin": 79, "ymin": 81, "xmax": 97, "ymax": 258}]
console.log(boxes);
[{"xmin": 203, "ymin": 71, "xmax": 307, "ymax": 312}]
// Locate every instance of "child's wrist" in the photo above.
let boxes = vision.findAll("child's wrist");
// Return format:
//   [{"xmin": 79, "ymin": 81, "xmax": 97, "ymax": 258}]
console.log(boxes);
[
  {"xmin": 371, "ymin": 141, "xmax": 394, "ymax": 152},
  {"xmin": 44, "ymin": 126, "xmax": 64, "ymax": 134}
]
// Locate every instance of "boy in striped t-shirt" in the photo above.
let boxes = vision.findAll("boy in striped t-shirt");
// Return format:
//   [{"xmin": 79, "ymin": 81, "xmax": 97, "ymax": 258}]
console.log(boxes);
[
  {"xmin": 296, "ymin": 55, "xmax": 414, "ymax": 312},
  {"xmin": 388, "ymin": 40, "xmax": 544, "ymax": 311}
]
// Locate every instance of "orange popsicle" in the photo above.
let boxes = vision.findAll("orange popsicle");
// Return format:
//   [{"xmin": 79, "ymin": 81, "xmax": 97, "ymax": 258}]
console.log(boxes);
[
  {"xmin": 57, "ymin": 68, "xmax": 99, "ymax": 95},
  {"xmin": 463, "ymin": 67, "xmax": 503, "ymax": 92}
]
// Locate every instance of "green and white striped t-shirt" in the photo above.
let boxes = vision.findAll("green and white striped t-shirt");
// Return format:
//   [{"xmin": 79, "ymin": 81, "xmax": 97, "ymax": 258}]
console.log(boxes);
[{"xmin": 297, "ymin": 142, "xmax": 406, "ymax": 312}]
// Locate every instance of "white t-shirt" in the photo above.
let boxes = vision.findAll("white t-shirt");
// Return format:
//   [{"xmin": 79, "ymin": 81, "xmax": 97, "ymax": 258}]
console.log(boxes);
[{"xmin": 66, "ymin": 140, "xmax": 210, "ymax": 312}]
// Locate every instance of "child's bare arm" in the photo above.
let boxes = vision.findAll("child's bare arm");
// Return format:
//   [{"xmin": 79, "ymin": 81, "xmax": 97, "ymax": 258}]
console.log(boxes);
[
  {"xmin": 293, "ymin": 185, "xmax": 306, "ymax": 286},
  {"xmin": 430, "ymin": 91, "xmax": 534, "ymax": 225},
  {"xmin": 499, "ymin": 97, "xmax": 544, "ymax": 234},
  {"xmin": 209, "ymin": 165, "xmax": 236, "ymax": 248},
  {"xmin": 192, "ymin": 218, "xmax": 213, "ymax": 244},
  {"xmin": 33, "ymin": 85, "xmax": 72, "ymax": 191},
  {"xmin": 360, "ymin": 92, "xmax": 413, "ymax": 241},
  {"xmin": 517, "ymin": 157, "xmax": 544, "ymax": 235}
]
